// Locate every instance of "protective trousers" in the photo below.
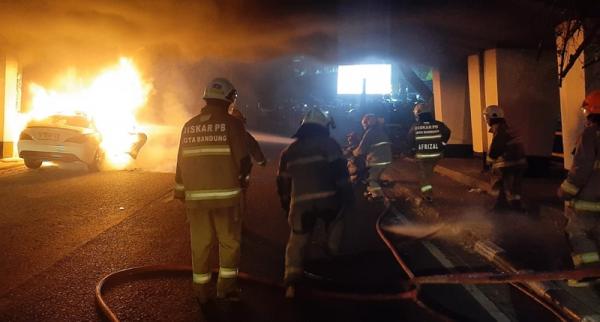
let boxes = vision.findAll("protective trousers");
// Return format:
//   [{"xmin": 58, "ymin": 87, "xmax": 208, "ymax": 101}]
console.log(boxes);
[
  {"xmin": 284, "ymin": 208, "xmax": 342, "ymax": 285},
  {"xmin": 366, "ymin": 165, "xmax": 386, "ymax": 197},
  {"xmin": 418, "ymin": 159, "xmax": 438, "ymax": 198},
  {"xmin": 564, "ymin": 206, "xmax": 600, "ymax": 268},
  {"xmin": 187, "ymin": 206, "xmax": 242, "ymax": 298},
  {"xmin": 491, "ymin": 166, "xmax": 524, "ymax": 210}
]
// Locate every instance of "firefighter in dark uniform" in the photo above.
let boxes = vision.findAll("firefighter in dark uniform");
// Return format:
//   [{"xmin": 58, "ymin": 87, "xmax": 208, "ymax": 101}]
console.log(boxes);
[
  {"xmin": 557, "ymin": 90, "xmax": 600, "ymax": 287},
  {"xmin": 277, "ymin": 108, "xmax": 353, "ymax": 298},
  {"xmin": 483, "ymin": 105, "xmax": 527, "ymax": 212},
  {"xmin": 353, "ymin": 114, "xmax": 393, "ymax": 200},
  {"xmin": 407, "ymin": 103, "xmax": 451, "ymax": 202},
  {"xmin": 174, "ymin": 78, "xmax": 251, "ymax": 303}
]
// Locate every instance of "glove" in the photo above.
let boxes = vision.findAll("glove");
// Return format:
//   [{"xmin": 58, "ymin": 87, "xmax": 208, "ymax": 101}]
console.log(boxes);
[{"xmin": 557, "ymin": 187, "xmax": 573, "ymax": 201}]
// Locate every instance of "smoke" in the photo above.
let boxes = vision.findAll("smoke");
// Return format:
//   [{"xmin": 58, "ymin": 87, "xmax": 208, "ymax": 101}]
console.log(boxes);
[
  {"xmin": 382, "ymin": 208, "xmax": 494, "ymax": 242},
  {"xmin": 0, "ymin": 1, "xmax": 337, "ymax": 77}
]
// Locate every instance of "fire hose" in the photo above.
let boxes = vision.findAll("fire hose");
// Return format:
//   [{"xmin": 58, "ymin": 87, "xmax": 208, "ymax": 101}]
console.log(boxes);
[{"xmin": 96, "ymin": 204, "xmax": 600, "ymax": 322}]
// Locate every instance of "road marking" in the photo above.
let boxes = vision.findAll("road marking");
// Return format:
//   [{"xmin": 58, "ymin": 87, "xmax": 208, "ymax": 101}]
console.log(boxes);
[{"xmin": 389, "ymin": 206, "xmax": 512, "ymax": 322}]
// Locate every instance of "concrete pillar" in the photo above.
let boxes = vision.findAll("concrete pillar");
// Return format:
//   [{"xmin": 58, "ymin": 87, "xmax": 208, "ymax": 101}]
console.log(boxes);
[
  {"xmin": 477, "ymin": 48, "xmax": 560, "ymax": 160},
  {"xmin": 0, "ymin": 55, "xmax": 22, "ymax": 158},
  {"xmin": 467, "ymin": 54, "xmax": 488, "ymax": 153},
  {"xmin": 556, "ymin": 22, "xmax": 587, "ymax": 169},
  {"xmin": 431, "ymin": 65, "xmax": 472, "ymax": 146}
]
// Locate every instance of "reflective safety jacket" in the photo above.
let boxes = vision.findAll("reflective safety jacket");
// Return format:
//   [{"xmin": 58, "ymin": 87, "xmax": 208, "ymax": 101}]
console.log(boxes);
[
  {"xmin": 560, "ymin": 124, "xmax": 600, "ymax": 212},
  {"xmin": 487, "ymin": 122, "xmax": 526, "ymax": 169},
  {"xmin": 408, "ymin": 120, "xmax": 451, "ymax": 160},
  {"xmin": 353, "ymin": 125, "xmax": 393, "ymax": 167},
  {"xmin": 175, "ymin": 104, "xmax": 250, "ymax": 208},
  {"xmin": 277, "ymin": 135, "xmax": 353, "ymax": 215}
]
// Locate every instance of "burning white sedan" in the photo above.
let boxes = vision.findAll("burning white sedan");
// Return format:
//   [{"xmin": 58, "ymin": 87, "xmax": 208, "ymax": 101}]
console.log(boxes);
[{"xmin": 17, "ymin": 114, "xmax": 105, "ymax": 170}]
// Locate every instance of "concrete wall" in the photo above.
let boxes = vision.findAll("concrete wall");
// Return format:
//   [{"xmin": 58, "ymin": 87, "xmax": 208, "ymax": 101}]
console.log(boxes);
[
  {"xmin": 556, "ymin": 22, "xmax": 587, "ymax": 169},
  {"xmin": 495, "ymin": 49, "xmax": 560, "ymax": 158},
  {"xmin": 468, "ymin": 49, "xmax": 559, "ymax": 158},
  {"xmin": 0, "ymin": 55, "xmax": 20, "ymax": 158},
  {"xmin": 467, "ymin": 54, "xmax": 488, "ymax": 153},
  {"xmin": 432, "ymin": 64, "xmax": 472, "ymax": 145}
]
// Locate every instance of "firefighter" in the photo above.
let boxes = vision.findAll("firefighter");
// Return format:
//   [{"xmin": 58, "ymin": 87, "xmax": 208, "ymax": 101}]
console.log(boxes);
[
  {"xmin": 174, "ymin": 78, "xmax": 251, "ymax": 304},
  {"xmin": 483, "ymin": 105, "xmax": 527, "ymax": 211},
  {"xmin": 557, "ymin": 90, "xmax": 600, "ymax": 287},
  {"xmin": 407, "ymin": 103, "xmax": 451, "ymax": 202},
  {"xmin": 277, "ymin": 108, "xmax": 353, "ymax": 298},
  {"xmin": 352, "ymin": 114, "xmax": 393, "ymax": 200},
  {"xmin": 344, "ymin": 132, "xmax": 366, "ymax": 183}
]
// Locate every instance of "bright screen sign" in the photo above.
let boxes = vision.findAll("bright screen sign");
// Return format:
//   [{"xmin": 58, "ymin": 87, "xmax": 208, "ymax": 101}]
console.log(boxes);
[{"xmin": 337, "ymin": 64, "xmax": 392, "ymax": 95}]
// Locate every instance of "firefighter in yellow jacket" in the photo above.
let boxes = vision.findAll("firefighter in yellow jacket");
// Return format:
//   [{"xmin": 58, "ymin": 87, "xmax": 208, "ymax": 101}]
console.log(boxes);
[
  {"xmin": 174, "ymin": 78, "xmax": 251, "ymax": 303},
  {"xmin": 557, "ymin": 90, "xmax": 600, "ymax": 287}
]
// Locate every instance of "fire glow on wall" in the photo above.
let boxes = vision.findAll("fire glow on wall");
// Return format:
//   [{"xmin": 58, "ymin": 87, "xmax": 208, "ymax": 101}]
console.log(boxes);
[{"xmin": 336, "ymin": 64, "xmax": 392, "ymax": 95}]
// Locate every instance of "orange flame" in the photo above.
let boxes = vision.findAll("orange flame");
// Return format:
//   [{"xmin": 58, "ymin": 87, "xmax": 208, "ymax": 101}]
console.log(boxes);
[{"xmin": 24, "ymin": 58, "xmax": 151, "ymax": 169}]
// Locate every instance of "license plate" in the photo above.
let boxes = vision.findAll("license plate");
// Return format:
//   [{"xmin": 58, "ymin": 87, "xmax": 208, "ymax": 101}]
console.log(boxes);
[
  {"xmin": 55, "ymin": 145, "xmax": 65, "ymax": 152},
  {"xmin": 39, "ymin": 132, "xmax": 59, "ymax": 141}
]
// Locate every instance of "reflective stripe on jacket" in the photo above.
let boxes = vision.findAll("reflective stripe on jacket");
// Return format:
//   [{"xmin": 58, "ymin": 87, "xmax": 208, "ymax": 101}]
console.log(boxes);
[
  {"xmin": 175, "ymin": 105, "xmax": 249, "ymax": 208},
  {"xmin": 567, "ymin": 200, "xmax": 600, "ymax": 212},
  {"xmin": 278, "ymin": 135, "xmax": 351, "ymax": 212},
  {"xmin": 408, "ymin": 120, "xmax": 451, "ymax": 160},
  {"xmin": 487, "ymin": 122, "xmax": 526, "ymax": 169}
]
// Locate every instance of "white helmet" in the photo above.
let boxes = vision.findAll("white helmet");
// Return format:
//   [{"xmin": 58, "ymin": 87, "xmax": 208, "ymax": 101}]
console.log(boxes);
[
  {"xmin": 483, "ymin": 105, "xmax": 504, "ymax": 120},
  {"xmin": 203, "ymin": 78, "xmax": 237, "ymax": 103},
  {"xmin": 301, "ymin": 108, "xmax": 334, "ymax": 128},
  {"xmin": 413, "ymin": 102, "xmax": 432, "ymax": 117}
]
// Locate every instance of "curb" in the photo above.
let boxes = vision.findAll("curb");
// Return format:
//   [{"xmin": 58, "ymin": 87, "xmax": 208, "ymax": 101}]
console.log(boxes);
[
  {"xmin": 434, "ymin": 165, "xmax": 493, "ymax": 194},
  {"xmin": 434, "ymin": 165, "xmax": 564, "ymax": 219},
  {"xmin": 0, "ymin": 161, "xmax": 24, "ymax": 171}
]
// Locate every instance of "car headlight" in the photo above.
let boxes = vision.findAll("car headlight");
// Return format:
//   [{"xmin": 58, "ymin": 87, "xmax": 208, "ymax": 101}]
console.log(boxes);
[{"xmin": 19, "ymin": 132, "xmax": 33, "ymax": 140}]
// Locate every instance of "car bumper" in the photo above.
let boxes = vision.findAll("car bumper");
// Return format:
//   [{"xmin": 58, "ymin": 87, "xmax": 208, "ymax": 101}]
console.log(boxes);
[{"xmin": 18, "ymin": 140, "xmax": 96, "ymax": 164}]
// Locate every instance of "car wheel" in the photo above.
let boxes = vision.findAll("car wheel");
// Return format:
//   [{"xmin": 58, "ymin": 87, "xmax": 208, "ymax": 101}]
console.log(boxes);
[
  {"xmin": 24, "ymin": 158, "xmax": 42, "ymax": 169},
  {"xmin": 88, "ymin": 150, "xmax": 104, "ymax": 172}
]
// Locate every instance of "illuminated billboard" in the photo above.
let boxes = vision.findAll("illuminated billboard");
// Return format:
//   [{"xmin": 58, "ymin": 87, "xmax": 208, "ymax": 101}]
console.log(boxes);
[{"xmin": 337, "ymin": 64, "xmax": 392, "ymax": 95}]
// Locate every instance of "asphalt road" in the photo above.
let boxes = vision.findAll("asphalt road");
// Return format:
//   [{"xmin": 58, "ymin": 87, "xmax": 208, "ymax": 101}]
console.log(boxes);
[
  {"xmin": 0, "ymin": 142, "xmax": 563, "ymax": 322},
  {"xmin": 0, "ymin": 143, "xmax": 441, "ymax": 322}
]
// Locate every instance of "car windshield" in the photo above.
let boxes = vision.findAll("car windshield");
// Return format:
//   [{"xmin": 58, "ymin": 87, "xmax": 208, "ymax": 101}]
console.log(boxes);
[{"xmin": 35, "ymin": 115, "xmax": 93, "ymax": 128}]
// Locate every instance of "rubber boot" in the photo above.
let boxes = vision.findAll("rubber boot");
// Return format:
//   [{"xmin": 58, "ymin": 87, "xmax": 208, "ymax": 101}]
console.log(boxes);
[
  {"xmin": 216, "ymin": 278, "xmax": 241, "ymax": 302},
  {"xmin": 193, "ymin": 283, "xmax": 212, "ymax": 305}
]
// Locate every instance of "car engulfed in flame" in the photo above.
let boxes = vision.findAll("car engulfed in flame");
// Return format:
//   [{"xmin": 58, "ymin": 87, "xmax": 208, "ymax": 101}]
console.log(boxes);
[
  {"xmin": 17, "ymin": 113, "xmax": 147, "ymax": 171},
  {"xmin": 17, "ymin": 57, "xmax": 152, "ymax": 170}
]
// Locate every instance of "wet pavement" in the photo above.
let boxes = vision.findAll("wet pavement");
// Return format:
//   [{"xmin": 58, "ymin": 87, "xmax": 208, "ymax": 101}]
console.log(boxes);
[
  {"xmin": 382, "ymin": 156, "xmax": 600, "ymax": 321},
  {"xmin": 1, "ymin": 148, "xmax": 594, "ymax": 321}
]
